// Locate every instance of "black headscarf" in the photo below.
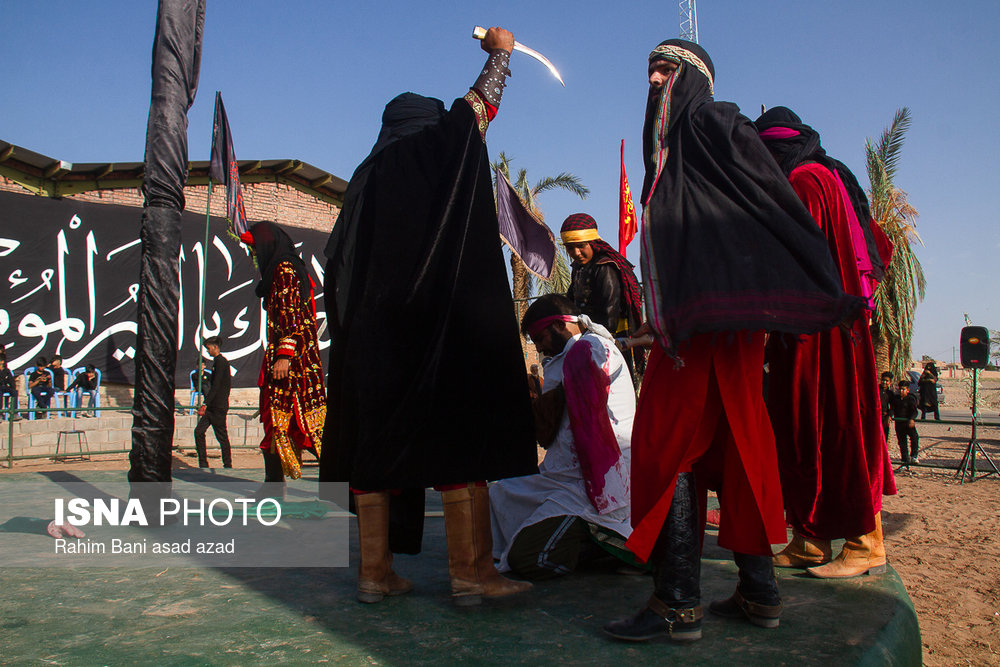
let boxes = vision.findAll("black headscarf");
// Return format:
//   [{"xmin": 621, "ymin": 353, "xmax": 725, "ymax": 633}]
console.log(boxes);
[
  {"xmin": 323, "ymin": 93, "xmax": 446, "ymax": 328},
  {"xmin": 639, "ymin": 40, "xmax": 864, "ymax": 351},
  {"xmin": 248, "ymin": 221, "xmax": 310, "ymax": 304},
  {"xmin": 754, "ymin": 106, "xmax": 885, "ymax": 282}
]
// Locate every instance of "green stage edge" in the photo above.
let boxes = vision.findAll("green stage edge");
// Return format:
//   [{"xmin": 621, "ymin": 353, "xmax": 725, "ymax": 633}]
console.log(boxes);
[{"xmin": 0, "ymin": 472, "xmax": 921, "ymax": 666}]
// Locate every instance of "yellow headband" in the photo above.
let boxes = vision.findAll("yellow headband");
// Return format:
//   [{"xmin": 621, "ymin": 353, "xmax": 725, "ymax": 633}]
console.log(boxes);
[{"xmin": 561, "ymin": 229, "xmax": 601, "ymax": 244}]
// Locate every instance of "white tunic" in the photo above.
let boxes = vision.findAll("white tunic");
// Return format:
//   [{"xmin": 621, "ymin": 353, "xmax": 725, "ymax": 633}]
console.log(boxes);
[{"xmin": 490, "ymin": 332, "xmax": 636, "ymax": 571}]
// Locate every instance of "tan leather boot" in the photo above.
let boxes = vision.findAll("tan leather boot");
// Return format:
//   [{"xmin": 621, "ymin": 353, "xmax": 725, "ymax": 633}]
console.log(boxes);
[
  {"xmin": 355, "ymin": 492, "xmax": 413, "ymax": 603},
  {"xmin": 772, "ymin": 531, "xmax": 832, "ymax": 568},
  {"xmin": 442, "ymin": 484, "xmax": 532, "ymax": 606},
  {"xmin": 807, "ymin": 513, "xmax": 887, "ymax": 579}
]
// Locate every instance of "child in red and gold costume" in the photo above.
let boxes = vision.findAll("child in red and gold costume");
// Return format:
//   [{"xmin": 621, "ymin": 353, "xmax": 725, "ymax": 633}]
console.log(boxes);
[{"xmin": 240, "ymin": 221, "xmax": 326, "ymax": 485}]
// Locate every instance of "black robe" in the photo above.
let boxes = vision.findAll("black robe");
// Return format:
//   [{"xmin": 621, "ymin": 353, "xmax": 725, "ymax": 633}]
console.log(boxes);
[
  {"xmin": 640, "ymin": 46, "xmax": 863, "ymax": 351},
  {"xmin": 320, "ymin": 96, "xmax": 538, "ymax": 494}
]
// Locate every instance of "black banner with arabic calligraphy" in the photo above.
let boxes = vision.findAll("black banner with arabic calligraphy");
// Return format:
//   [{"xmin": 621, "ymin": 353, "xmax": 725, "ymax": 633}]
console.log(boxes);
[{"xmin": 0, "ymin": 190, "xmax": 330, "ymax": 387}]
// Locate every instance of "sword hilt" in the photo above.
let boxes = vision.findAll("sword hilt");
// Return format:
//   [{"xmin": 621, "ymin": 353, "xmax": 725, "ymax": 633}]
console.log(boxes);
[{"xmin": 472, "ymin": 26, "xmax": 487, "ymax": 40}]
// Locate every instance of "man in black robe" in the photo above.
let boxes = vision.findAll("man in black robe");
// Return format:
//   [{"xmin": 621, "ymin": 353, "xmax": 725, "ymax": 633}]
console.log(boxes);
[
  {"xmin": 561, "ymin": 213, "xmax": 643, "ymax": 338},
  {"xmin": 320, "ymin": 26, "xmax": 537, "ymax": 606},
  {"xmin": 561, "ymin": 212, "xmax": 645, "ymax": 380}
]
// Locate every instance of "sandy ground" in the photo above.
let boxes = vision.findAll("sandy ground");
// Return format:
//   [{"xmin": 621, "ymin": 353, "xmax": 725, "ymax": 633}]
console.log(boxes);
[
  {"xmin": 880, "ymin": 416, "xmax": 1000, "ymax": 666},
  {"xmin": 4, "ymin": 420, "xmax": 1000, "ymax": 665}
]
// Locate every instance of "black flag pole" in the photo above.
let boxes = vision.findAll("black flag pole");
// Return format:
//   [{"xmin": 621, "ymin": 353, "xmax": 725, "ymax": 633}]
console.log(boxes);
[
  {"xmin": 203, "ymin": 91, "xmax": 249, "ymax": 403},
  {"xmin": 197, "ymin": 176, "xmax": 212, "ymax": 407},
  {"xmin": 128, "ymin": 0, "xmax": 206, "ymax": 490}
]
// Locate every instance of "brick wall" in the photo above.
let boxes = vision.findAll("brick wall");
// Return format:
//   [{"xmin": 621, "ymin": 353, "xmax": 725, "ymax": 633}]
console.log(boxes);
[{"xmin": 0, "ymin": 176, "xmax": 339, "ymax": 234}]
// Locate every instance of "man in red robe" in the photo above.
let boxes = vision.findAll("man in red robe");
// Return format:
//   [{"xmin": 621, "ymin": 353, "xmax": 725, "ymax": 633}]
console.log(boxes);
[
  {"xmin": 755, "ymin": 107, "xmax": 896, "ymax": 578},
  {"xmin": 604, "ymin": 42, "xmax": 864, "ymax": 643}
]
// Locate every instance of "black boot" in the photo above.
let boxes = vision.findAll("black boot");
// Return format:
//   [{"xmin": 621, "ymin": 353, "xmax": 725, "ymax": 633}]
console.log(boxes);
[
  {"xmin": 604, "ymin": 472, "xmax": 702, "ymax": 642},
  {"xmin": 709, "ymin": 552, "xmax": 782, "ymax": 628},
  {"xmin": 253, "ymin": 451, "xmax": 286, "ymax": 501}
]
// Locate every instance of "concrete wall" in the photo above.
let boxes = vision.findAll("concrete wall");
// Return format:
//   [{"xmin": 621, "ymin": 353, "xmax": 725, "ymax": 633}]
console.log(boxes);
[{"xmin": 1, "ymin": 409, "xmax": 264, "ymax": 460}]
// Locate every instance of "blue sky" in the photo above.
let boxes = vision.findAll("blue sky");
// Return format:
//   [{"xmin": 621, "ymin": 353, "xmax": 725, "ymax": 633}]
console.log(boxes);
[{"xmin": 3, "ymin": 1, "xmax": 998, "ymax": 362}]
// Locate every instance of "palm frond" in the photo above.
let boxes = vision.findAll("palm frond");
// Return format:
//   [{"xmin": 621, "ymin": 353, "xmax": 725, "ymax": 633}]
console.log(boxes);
[
  {"xmin": 532, "ymin": 173, "xmax": 590, "ymax": 200},
  {"xmin": 534, "ymin": 246, "xmax": 572, "ymax": 296},
  {"xmin": 492, "ymin": 152, "xmax": 512, "ymax": 181},
  {"xmin": 866, "ymin": 108, "xmax": 924, "ymax": 378},
  {"xmin": 874, "ymin": 107, "xmax": 911, "ymax": 184}
]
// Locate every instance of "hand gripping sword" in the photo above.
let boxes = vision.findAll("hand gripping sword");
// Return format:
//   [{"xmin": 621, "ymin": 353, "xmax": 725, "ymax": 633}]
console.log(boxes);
[{"xmin": 472, "ymin": 26, "xmax": 565, "ymax": 87}]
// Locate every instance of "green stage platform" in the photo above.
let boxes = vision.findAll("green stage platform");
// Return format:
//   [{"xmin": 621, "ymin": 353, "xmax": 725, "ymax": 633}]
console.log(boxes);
[{"xmin": 0, "ymin": 470, "xmax": 920, "ymax": 665}]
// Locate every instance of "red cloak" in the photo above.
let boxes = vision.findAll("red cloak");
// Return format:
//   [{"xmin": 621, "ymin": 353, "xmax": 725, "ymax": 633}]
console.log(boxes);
[
  {"xmin": 626, "ymin": 333, "xmax": 786, "ymax": 562},
  {"xmin": 766, "ymin": 163, "xmax": 896, "ymax": 540}
]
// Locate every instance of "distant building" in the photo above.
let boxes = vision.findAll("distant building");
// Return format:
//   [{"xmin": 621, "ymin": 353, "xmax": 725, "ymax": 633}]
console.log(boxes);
[{"xmin": 0, "ymin": 139, "xmax": 345, "ymax": 385}]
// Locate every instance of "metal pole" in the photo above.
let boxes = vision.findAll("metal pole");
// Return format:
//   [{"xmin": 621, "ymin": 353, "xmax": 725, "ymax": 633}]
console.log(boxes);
[
  {"xmin": 6, "ymin": 397, "xmax": 13, "ymax": 468},
  {"xmin": 196, "ymin": 180, "xmax": 212, "ymax": 406},
  {"xmin": 969, "ymin": 367, "xmax": 979, "ymax": 478}
]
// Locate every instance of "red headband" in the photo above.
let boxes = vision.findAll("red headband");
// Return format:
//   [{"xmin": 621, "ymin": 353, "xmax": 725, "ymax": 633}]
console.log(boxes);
[
  {"xmin": 758, "ymin": 127, "xmax": 800, "ymax": 140},
  {"xmin": 526, "ymin": 315, "xmax": 577, "ymax": 340}
]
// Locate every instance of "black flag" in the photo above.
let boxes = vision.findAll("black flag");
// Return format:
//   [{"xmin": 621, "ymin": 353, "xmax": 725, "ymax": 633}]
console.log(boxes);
[{"xmin": 209, "ymin": 91, "xmax": 249, "ymax": 237}]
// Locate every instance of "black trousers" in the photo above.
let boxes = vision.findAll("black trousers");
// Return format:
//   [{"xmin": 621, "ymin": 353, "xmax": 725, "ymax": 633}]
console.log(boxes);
[
  {"xmin": 194, "ymin": 408, "xmax": 232, "ymax": 467},
  {"xmin": 895, "ymin": 422, "xmax": 919, "ymax": 462}
]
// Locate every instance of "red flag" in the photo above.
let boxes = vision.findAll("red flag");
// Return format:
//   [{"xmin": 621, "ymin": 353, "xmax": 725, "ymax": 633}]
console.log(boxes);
[
  {"xmin": 209, "ymin": 92, "xmax": 249, "ymax": 237},
  {"xmin": 618, "ymin": 139, "xmax": 637, "ymax": 255}
]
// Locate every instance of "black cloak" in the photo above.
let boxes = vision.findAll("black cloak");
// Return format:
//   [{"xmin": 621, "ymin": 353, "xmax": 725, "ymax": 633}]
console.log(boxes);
[
  {"xmin": 753, "ymin": 106, "xmax": 885, "ymax": 283},
  {"xmin": 640, "ymin": 40, "xmax": 864, "ymax": 352},
  {"xmin": 320, "ymin": 93, "xmax": 538, "ymax": 494}
]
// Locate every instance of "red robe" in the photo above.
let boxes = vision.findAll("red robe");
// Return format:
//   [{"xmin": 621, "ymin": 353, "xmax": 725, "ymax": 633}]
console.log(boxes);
[
  {"xmin": 259, "ymin": 261, "xmax": 326, "ymax": 479},
  {"xmin": 766, "ymin": 163, "xmax": 896, "ymax": 540},
  {"xmin": 627, "ymin": 333, "xmax": 786, "ymax": 562}
]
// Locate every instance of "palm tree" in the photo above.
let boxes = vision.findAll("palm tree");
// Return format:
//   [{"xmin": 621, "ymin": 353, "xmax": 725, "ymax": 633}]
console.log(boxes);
[
  {"xmin": 867, "ymin": 108, "xmax": 925, "ymax": 380},
  {"xmin": 492, "ymin": 152, "xmax": 589, "ymax": 326}
]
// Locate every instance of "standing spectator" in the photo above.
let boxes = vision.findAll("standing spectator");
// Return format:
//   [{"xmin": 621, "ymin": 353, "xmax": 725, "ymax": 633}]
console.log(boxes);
[
  {"xmin": 890, "ymin": 380, "xmax": 920, "ymax": 466},
  {"xmin": 194, "ymin": 337, "xmax": 232, "ymax": 469},
  {"xmin": 918, "ymin": 362, "xmax": 940, "ymax": 421},
  {"xmin": 526, "ymin": 363, "xmax": 543, "ymax": 400},
  {"xmin": 67, "ymin": 365, "xmax": 100, "ymax": 418},
  {"xmin": 28, "ymin": 356, "xmax": 53, "ymax": 419},
  {"xmin": 879, "ymin": 372, "xmax": 895, "ymax": 442},
  {"xmin": 0, "ymin": 355, "xmax": 20, "ymax": 421}
]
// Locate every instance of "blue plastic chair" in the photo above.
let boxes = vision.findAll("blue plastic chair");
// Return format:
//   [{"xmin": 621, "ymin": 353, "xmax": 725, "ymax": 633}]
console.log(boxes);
[
  {"xmin": 0, "ymin": 391, "xmax": 18, "ymax": 421},
  {"xmin": 70, "ymin": 367, "xmax": 102, "ymax": 417},
  {"xmin": 189, "ymin": 368, "xmax": 212, "ymax": 415},
  {"xmin": 24, "ymin": 366, "xmax": 56, "ymax": 420}
]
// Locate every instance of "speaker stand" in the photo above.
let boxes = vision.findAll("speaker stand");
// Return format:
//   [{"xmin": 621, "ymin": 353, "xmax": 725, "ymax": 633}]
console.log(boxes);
[{"xmin": 955, "ymin": 368, "xmax": 1000, "ymax": 483}]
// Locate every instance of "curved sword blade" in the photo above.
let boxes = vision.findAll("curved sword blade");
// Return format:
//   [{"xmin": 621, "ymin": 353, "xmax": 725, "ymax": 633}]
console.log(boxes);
[
  {"xmin": 512, "ymin": 42, "xmax": 565, "ymax": 87},
  {"xmin": 472, "ymin": 26, "xmax": 565, "ymax": 87}
]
